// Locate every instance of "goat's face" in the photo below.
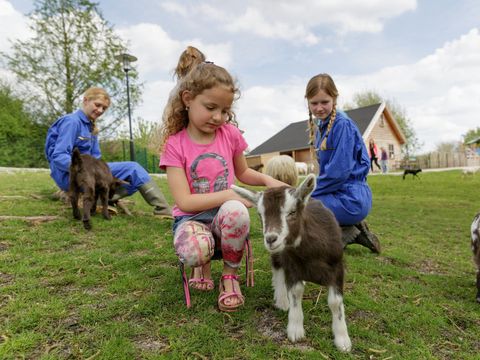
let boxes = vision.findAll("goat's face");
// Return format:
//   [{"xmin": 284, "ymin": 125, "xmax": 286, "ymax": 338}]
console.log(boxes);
[
  {"xmin": 108, "ymin": 178, "xmax": 129, "ymax": 199},
  {"xmin": 232, "ymin": 174, "xmax": 316, "ymax": 254}
]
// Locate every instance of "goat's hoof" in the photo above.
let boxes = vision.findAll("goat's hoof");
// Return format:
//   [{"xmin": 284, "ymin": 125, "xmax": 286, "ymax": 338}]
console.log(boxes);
[
  {"xmin": 274, "ymin": 298, "xmax": 289, "ymax": 311},
  {"xmin": 103, "ymin": 214, "xmax": 112, "ymax": 220},
  {"xmin": 83, "ymin": 221, "xmax": 92, "ymax": 230},
  {"xmin": 287, "ymin": 324, "xmax": 305, "ymax": 342},
  {"xmin": 334, "ymin": 335, "xmax": 352, "ymax": 352}
]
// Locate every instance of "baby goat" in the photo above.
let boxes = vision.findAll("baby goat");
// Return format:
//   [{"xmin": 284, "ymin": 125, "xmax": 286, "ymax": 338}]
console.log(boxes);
[
  {"xmin": 69, "ymin": 148, "xmax": 126, "ymax": 230},
  {"xmin": 232, "ymin": 174, "xmax": 351, "ymax": 352},
  {"xmin": 471, "ymin": 213, "xmax": 480, "ymax": 303}
]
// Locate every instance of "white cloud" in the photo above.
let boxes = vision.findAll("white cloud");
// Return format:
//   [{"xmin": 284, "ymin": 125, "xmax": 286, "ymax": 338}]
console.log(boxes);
[
  {"xmin": 116, "ymin": 23, "xmax": 233, "ymax": 79},
  {"xmin": 0, "ymin": 0, "xmax": 31, "ymax": 54},
  {"xmin": 236, "ymin": 82, "xmax": 307, "ymax": 150},
  {"xmin": 187, "ymin": 0, "xmax": 417, "ymax": 43},
  {"xmin": 239, "ymin": 27, "xmax": 480, "ymax": 153}
]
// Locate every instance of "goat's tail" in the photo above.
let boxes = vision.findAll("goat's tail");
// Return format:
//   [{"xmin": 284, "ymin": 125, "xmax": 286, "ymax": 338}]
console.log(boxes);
[{"xmin": 71, "ymin": 148, "xmax": 82, "ymax": 168}]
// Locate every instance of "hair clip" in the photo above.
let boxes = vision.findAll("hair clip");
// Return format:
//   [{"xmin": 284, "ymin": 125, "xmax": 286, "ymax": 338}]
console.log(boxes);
[{"xmin": 204, "ymin": 61, "xmax": 214, "ymax": 64}]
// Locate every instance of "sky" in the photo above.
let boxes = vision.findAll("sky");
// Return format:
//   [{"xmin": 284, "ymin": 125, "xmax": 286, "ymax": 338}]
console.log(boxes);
[{"xmin": 1, "ymin": 0, "xmax": 480, "ymax": 153}]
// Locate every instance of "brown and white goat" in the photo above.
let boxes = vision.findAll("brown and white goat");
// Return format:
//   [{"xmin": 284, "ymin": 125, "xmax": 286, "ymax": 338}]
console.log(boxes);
[
  {"xmin": 471, "ymin": 213, "xmax": 480, "ymax": 303},
  {"xmin": 232, "ymin": 174, "xmax": 351, "ymax": 352},
  {"xmin": 69, "ymin": 148, "xmax": 126, "ymax": 230}
]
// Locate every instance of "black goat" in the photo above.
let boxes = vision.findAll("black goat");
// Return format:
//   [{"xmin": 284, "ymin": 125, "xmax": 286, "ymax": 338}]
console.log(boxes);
[
  {"xmin": 232, "ymin": 174, "xmax": 351, "ymax": 352},
  {"xmin": 69, "ymin": 148, "xmax": 126, "ymax": 230},
  {"xmin": 403, "ymin": 168, "xmax": 422, "ymax": 179}
]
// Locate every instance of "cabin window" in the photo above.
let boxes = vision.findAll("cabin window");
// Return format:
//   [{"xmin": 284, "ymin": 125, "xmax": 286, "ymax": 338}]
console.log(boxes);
[
  {"xmin": 379, "ymin": 116, "xmax": 385, "ymax": 128},
  {"xmin": 388, "ymin": 144, "xmax": 394, "ymax": 158}
]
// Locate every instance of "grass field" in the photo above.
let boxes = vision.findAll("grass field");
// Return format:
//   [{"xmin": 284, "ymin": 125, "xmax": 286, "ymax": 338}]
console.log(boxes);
[{"xmin": 0, "ymin": 169, "xmax": 479, "ymax": 359}]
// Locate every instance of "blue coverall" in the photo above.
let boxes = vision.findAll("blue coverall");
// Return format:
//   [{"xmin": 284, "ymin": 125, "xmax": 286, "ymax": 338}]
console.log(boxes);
[
  {"xmin": 311, "ymin": 110, "xmax": 372, "ymax": 226},
  {"xmin": 45, "ymin": 109, "xmax": 150, "ymax": 194}
]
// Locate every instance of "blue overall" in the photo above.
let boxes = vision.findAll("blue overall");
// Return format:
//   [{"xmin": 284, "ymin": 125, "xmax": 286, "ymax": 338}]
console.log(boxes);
[
  {"xmin": 44, "ymin": 109, "xmax": 150, "ymax": 194},
  {"xmin": 311, "ymin": 110, "xmax": 372, "ymax": 226}
]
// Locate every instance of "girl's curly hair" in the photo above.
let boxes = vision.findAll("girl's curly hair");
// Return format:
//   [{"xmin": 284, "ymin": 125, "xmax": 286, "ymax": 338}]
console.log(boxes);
[{"xmin": 158, "ymin": 62, "xmax": 240, "ymax": 153}]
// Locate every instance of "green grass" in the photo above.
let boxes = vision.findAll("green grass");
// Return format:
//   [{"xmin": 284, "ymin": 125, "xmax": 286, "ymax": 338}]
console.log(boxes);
[{"xmin": 0, "ymin": 169, "xmax": 479, "ymax": 359}]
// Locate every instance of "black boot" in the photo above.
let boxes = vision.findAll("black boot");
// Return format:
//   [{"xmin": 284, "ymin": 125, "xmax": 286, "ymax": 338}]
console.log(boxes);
[
  {"xmin": 354, "ymin": 221, "xmax": 381, "ymax": 254},
  {"xmin": 139, "ymin": 180, "xmax": 172, "ymax": 218},
  {"xmin": 341, "ymin": 225, "xmax": 360, "ymax": 249}
]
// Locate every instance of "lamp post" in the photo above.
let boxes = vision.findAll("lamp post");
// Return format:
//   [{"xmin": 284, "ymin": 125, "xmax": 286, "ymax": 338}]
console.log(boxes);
[{"xmin": 115, "ymin": 53, "xmax": 137, "ymax": 161}]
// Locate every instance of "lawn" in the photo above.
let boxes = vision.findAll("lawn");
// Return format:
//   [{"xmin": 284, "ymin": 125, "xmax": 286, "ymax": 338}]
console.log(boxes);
[{"xmin": 0, "ymin": 169, "xmax": 479, "ymax": 359}]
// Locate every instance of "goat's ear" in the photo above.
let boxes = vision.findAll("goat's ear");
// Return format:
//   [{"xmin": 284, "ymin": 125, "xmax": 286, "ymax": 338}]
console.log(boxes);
[
  {"xmin": 231, "ymin": 184, "xmax": 260, "ymax": 207},
  {"xmin": 295, "ymin": 174, "xmax": 316, "ymax": 203}
]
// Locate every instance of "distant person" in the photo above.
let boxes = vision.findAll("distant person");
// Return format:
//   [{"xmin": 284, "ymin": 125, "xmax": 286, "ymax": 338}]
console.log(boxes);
[
  {"xmin": 159, "ymin": 60, "xmax": 286, "ymax": 312},
  {"xmin": 305, "ymin": 73, "xmax": 380, "ymax": 253},
  {"xmin": 380, "ymin": 147, "xmax": 389, "ymax": 174},
  {"xmin": 368, "ymin": 139, "xmax": 382, "ymax": 172},
  {"xmin": 45, "ymin": 87, "xmax": 172, "ymax": 218}
]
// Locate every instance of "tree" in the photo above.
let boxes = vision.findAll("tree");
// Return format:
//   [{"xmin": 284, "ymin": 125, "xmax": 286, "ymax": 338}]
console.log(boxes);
[
  {"xmin": 0, "ymin": 82, "xmax": 48, "ymax": 167},
  {"xmin": 462, "ymin": 127, "xmax": 480, "ymax": 144},
  {"xmin": 344, "ymin": 90, "xmax": 421, "ymax": 158},
  {"xmin": 435, "ymin": 141, "xmax": 462, "ymax": 153},
  {"xmin": 1, "ymin": 0, "xmax": 141, "ymax": 135}
]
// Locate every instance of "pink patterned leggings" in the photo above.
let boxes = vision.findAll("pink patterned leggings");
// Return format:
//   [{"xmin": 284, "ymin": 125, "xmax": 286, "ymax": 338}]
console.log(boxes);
[{"xmin": 173, "ymin": 200, "xmax": 250, "ymax": 269}]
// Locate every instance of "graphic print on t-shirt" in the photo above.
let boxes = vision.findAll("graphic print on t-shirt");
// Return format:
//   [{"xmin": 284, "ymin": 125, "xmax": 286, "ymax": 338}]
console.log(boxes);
[{"xmin": 190, "ymin": 152, "xmax": 229, "ymax": 194}]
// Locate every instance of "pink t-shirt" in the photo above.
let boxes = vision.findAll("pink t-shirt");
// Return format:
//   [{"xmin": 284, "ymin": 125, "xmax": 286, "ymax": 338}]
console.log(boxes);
[{"xmin": 160, "ymin": 124, "xmax": 248, "ymax": 217}]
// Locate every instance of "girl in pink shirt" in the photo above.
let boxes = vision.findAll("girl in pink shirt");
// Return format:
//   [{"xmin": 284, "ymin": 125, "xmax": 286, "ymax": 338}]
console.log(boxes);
[{"xmin": 159, "ymin": 61, "xmax": 284, "ymax": 312}]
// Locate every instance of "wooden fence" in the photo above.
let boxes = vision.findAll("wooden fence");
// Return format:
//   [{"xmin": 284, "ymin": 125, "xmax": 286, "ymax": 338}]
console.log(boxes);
[{"xmin": 394, "ymin": 152, "xmax": 480, "ymax": 170}]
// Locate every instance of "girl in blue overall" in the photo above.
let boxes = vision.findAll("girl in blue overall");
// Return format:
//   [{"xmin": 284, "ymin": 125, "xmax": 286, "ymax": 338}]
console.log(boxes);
[
  {"xmin": 45, "ymin": 87, "xmax": 171, "ymax": 217},
  {"xmin": 305, "ymin": 74, "xmax": 380, "ymax": 253}
]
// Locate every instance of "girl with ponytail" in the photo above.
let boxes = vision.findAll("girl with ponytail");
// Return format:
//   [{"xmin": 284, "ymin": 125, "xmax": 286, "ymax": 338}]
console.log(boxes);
[{"xmin": 305, "ymin": 74, "xmax": 381, "ymax": 253}]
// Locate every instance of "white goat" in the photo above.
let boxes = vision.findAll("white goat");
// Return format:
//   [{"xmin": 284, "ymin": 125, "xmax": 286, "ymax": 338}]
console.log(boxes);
[
  {"xmin": 471, "ymin": 212, "xmax": 480, "ymax": 303},
  {"xmin": 264, "ymin": 155, "xmax": 298, "ymax": 187},
  {"xmin": 232, "ymin": 174, "xmax": 351, "ymax": 352}
]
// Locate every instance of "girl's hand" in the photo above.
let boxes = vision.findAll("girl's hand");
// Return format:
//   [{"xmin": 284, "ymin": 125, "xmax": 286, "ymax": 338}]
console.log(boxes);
[
  {"xmin": 264, "ymin": 175, "xmax": 290, "ymax": 188},
  {"xmin": 229, "ymin": 189, "xmax": 253, "ymax": 208}
]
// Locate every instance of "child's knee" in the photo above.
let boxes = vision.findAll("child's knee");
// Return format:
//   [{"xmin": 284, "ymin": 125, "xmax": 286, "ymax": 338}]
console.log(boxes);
[
  {"xmin": 220, "ymin": 200, "xmax": 250, "ymax": 227},
  {"xmin": 174, "ymin": 221, "xmax": 215, "ymax": 267}
]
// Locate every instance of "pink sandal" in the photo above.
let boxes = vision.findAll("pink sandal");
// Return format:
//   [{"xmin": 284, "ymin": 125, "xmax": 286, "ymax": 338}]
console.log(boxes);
[
  {"xmin": 188, "ymin": 265, "xmax": 214, "ymax": 291},
  {"xmin": 218, "ymin": 274, "xmax": 244, "ymax": 312}
]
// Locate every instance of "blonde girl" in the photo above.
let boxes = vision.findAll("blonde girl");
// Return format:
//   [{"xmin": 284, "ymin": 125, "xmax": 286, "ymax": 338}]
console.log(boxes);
[
  {"xmin": 45, "ymin": 87, "xmax": 171, "ymax": 218},
  {"xmin": 159, "ymin": 62, "xmax": 285, "ymax": 312},
  {"xmin": 305, "ymin": 74, "xmax": 381, "ymax": 253}
]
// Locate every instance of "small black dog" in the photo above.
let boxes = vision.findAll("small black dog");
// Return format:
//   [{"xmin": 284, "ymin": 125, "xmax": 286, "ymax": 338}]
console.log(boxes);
[
  {"xmin": 69, "ymin": 148, "xmax": 127, "ymax": 230},
  {"xmin": 403, "ymin": 168, "xmax": 422, "ymax": 180}
]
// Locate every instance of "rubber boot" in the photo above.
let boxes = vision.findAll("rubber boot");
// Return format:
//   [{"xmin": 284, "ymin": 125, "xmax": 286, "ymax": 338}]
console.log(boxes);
[
  {"xmin": 138, "ymin": 180, "xmax": 173, "ymax": 219},
  {"xmin": 354, "ymin": 221, "xmax": 381, "ymax": 254},
  {"xmin": 341, "ymin": 225, "xmax": 361, "ymax": 248}
]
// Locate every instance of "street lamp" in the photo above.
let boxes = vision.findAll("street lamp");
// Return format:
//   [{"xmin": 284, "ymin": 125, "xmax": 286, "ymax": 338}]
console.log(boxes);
[{"xmin": 115, "ymin": 52, "xmax": 138, "ymax": 161}]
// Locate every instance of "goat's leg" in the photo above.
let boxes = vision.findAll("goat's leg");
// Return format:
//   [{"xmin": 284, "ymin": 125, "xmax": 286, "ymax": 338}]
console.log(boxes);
[
  {"xmin": 272, "ymin": 267, "xmax": 289, "ymax": 310},
  {"xmin": 327, "ymin": 286, "xmax": 352, "ymax": 352},
  {"xmin": 100, "ymin": 189, "xmax": 111, "ymax": 220},
  {"xmin": 91, "ymin": 191, "xmax": 99, "ymax": 215},
  {"xmin": 70, "ymin": 190, "xmax": 81, "ymax": 220},
  {"xmin": 82, "ymin": 190, "xmax": 94, "ymax": 230},
  {"xmin": 286, "ymin": 281, "xmax": 305, "ymax": 342},
  {"xmin": 476, "ymin": 269, "xmax": 480, "ymax": 303}
]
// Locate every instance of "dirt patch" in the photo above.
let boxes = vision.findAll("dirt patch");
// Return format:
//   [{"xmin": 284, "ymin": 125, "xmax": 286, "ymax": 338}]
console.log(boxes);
[
  {"xmin": 134, "ymin": 335, "xmax": 170, "ymax": 353},
  {"xmin": 415, "ymin": 259, "xmax": 447, "ymax": 275},
  {"xmin": 255, "ymin": 307, "xmax": 315, "ymax": 351},
  {"xmin": 0, "ymin": 272, "xmax": 14, "ymax": 285},
  {"xmin": 0, "ymin": 242, "xmax": 9, "ymax": 251},
  {"xmin": 255, "ymin": 307, "xmax": 286, "ymax": 343}
]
